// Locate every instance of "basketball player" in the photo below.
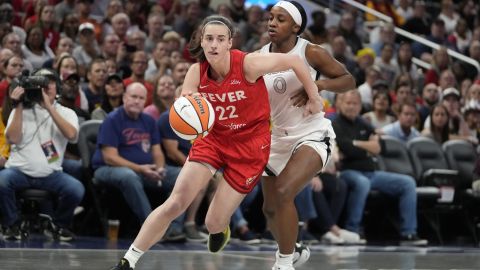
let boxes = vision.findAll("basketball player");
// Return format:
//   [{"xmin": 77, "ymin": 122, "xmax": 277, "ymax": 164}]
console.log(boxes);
[
  {"xmin": 260, "ymin": 2, "xmax": 356, "ymax": 270},
  {"xmin": 110, "ymin": 15, "xmax": 323, "ymax": 270}
]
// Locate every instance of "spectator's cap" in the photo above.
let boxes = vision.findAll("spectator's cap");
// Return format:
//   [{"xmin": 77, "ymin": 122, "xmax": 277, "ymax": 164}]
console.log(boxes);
[
  {"xmin": 79, "ymin": 22, "xmax": 94, "ymax": 33},
  {"xmin": 356, "ymin": 47, "xmax": 376, "ymax": 59},
  {"xmin": 162, "ymin": 31, "xmax": 181, "ymax": 42},
  {"xmin": 372, "ymin": 79, "xmax": 389, "ymax": 90},
  {"xmin": 33, "ymin": 68, "xmax": 58, "ymax": 81},
  {"xmin": 462, "ymin": 100, "xmax": 480, "ymax": 114},
  {"xmin": 106, "ymin": 73, "xmax": 123, "ymax": 84},
  {"xmin": 442, "ymin": 87, "xmax": 460, "ymax": 100},
  {"xmin": 63, "ymin": 72, "xmax": 80, "ymax": 83}
]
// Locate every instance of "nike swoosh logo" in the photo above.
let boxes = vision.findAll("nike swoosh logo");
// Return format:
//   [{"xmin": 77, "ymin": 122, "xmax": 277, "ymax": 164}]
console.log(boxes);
[
  {"xmin": 180, "ymin": 105, "xmax": 189, "ymax": 112},
  {"xmin": 261, "ymin": 144, "xmax": 269, "ymax": 150},
  {"xmin": 199, "ymin": 85, "xmax": 208, "ymax": 89},
  {"xmin": 132, "ymin": 247, "xmax": 141, "ymax": 253}
]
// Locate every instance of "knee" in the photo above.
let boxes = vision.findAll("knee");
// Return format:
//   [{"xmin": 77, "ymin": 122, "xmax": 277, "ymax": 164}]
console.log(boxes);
[
  {"xmin": 262, "ymin": 201, "xmax": 276, "ymax": 219},
  {"xmin": 62, "ymin": 175, "xmax": 85, "ymax": 202},
  {"xmin": 162, "ymin": 195, "xmax": 188, "ymax": 219},
  {"xmin": 204, "ymin": 215, "xmax": 228, "ymax": 233},
  {"xmin": 402, "ymin": 176, "xmax": 417, "ymax": 191}
]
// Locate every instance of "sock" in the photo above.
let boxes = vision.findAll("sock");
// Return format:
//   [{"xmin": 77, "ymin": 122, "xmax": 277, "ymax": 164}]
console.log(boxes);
[
  {"xmin": 276, "ymin": 251, "xmax": 294, "ymax": 267},
  {"xmin": 124, "ymin": 244, "xmax": 144, "ymax": 268}
]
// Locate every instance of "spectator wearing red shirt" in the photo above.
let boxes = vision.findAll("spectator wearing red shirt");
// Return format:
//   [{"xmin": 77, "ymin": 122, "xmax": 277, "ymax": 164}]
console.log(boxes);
[{"xmin": 123, "ymin": 51, "xmax": 153, "ymax": 106}]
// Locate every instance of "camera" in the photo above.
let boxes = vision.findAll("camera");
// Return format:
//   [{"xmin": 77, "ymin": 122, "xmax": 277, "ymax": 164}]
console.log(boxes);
[{"xmin": 10, "ymin": 70, "xmax": 51, "ymax": 108}]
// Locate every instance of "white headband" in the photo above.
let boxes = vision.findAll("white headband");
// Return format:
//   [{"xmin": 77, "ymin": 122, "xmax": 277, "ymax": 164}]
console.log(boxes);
[
  {"xmin": 274, "ymin": 1, "xmax": 302, "ymax": 27},
  {"xmin": 202, "ymin": 20, "xmax": 231, "ymax": 37}
]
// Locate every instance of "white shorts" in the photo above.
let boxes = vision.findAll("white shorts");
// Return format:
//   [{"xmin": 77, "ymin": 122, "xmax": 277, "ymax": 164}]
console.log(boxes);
[{"xmin": 263, "ymin": 129, "xmax": 334, "ymax": 177}]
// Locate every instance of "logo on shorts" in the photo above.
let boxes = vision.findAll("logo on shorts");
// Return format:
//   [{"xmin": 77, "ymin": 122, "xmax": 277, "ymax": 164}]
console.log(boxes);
[{"xmin": 245, "ymin": 174, "xmax": 258, "ymax": 186}]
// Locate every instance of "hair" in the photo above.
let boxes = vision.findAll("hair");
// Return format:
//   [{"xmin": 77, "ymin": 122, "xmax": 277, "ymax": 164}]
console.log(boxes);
[
  {"xmin": 429, "ymin": 104, "xmax": 450, "ymax": 144},
  {"xmin": 2, "ymin": 55, "xmax": 22, "ymax": 69},
  {"xmin": 87, "ymin": 57, "xmax": 106, "ymax": 73},
  {"xmin": 55, "ymin": 54, "xmax": 78, "ymax": 76},
  {"xmin": 398, "ymin": 101, "xmax": 416, "ymax": 114},
  {"xmin": 25, "ymin": 25, "xmax": 45, "ymax": 52},
  {"xmin": 188, "ymin": 15, "xmax": 235, "ymax": 62},
  {"xmin": 372, "ymin": 90, "xmax": 392, "ymax": 108}
]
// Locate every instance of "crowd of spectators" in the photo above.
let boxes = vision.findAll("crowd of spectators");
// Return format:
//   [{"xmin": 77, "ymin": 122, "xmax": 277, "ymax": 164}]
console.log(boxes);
[{"xmin": 0, "ymin": 0, "xmax": 479, "ymax": 246}]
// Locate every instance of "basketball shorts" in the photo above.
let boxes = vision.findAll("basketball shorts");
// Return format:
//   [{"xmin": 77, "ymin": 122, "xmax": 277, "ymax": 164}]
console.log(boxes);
[
  {"xmin": 188, "ymin": 133, "xmax": 271, "ymax": 194},
  {"xmin": 264, "ymin": 129, "xmax": 333, "ymax": 177}
]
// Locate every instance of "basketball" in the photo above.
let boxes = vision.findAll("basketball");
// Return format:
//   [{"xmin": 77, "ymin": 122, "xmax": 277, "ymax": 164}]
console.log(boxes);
[{"xmin": 169, "ymin": 95, "xmax": 215, "ymax": 140}]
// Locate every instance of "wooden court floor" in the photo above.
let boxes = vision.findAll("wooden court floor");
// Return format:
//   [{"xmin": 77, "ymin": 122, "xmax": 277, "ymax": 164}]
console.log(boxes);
[{"xmin": 1, "ymin": 245, "xmax": 480, "ymax": 270}]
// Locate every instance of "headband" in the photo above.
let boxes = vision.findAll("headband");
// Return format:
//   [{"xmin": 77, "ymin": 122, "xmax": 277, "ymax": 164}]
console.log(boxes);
[
  {"xmin": 202, "ymin": 20, "xmax": 231, "ymax": 37},
  {"xmin": 274, "ymin": 1, "xmax": 302, "ymax": 27}
]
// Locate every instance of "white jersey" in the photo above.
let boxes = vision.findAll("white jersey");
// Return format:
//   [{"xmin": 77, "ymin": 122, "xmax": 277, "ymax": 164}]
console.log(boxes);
[
  {"xmin": 260, "ymin": 38, "xmax": 336, "ymax": 175},
  {"xmin": 259, "ymin": 38, "xmax": 334, "ymax": 138}
]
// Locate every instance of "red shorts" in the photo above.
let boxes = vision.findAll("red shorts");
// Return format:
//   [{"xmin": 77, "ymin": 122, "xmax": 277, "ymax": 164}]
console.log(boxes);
[{"xmin": 188, "ymin": 132, "xmax": 271, "ymax": 194}]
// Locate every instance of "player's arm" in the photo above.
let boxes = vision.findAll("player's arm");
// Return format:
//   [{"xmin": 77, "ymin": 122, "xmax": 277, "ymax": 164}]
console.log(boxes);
[
  {"xmin": 306, "ymin": 44, "xmax": 356, "ymax": 93},
  {"xmin": 244, "ymin": 52, "xmax": 322, "ymax": 114},
  {"xmin": 181, "ymin": 63, "xmax": 201, "ymax": 96}
]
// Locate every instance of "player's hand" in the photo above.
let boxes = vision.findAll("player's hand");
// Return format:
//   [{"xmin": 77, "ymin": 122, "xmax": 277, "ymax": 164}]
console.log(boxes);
[
  {"xmin": 311, "ymin": 176, "xmax": 323, "ymax": 192},
  {"xmin": 304, "ymin": 94, "xmax": 324, "ymax": 116},
  {"xmin": 290, "ymin": 90, "xmax": 308, "ymax": 107}
]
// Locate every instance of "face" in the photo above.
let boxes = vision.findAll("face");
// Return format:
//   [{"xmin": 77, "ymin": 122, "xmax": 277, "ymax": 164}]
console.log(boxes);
[
  {"xmin": 123, "ymin": 85, "xmax": 147, "ymax": 115},
  {"xmin": 465, "ymin": 111, "xmax": 480, "ymax": 128},
  {"xmin": 105, "ymin": 79, "xmax": 124, "ymax": 98},
  {"xmin": 432, "ymin": 106, "xmax": 448, "ymax": 128},
  {"xmin": 113, "ymin": 17, "xmax": 129, "ymax": 36},
  {"xmin": 57, "ymin": 38, "xmax": 74, "ymax": 55},
  {"xmin": 267, "ymin": 6, "xmax": 298, "ymax": 42},
  {"xmin": 103, "ymin": 34, "xmax": 120, "ymax": 56},
  {"xmin": 156, "ymin": 75, "xmax": 175, "ymax": 99},
  {"xmin": 59, "ymin": 58, "xmax": 77, "ymax": 78},
  {"xmin": 169, "ymin": 50, "xmax": 182, "ymax": 67},
  {"xmin": 45, "ymin": 80, "xmax": 57, "ymax": 103},
  {"xmin": 468, "ymin": 84, "xmax": 480, "ymax": 102},
  {"xmin": 381, "ymin": 44, "xmax": 394, "ymax": 60},
  {"xmin": 5, "ymin": 56, "xmax": 24, "ymax": 78},
  {"xmin": 442, "ymin": 95, "xmax": 459, "ymax": 113},
  {"xmin": 131, "ymin": 52, "xmax": 148, "ymax": 76},
  {"xmin": 339, "ymin": 92, "xmax": 362, "ymax": 120},
  {"xmin": 129, "ymin": 32, "xmax": 146, "ymax": 51},
  {"xmin": 396, "ymin": 85, "xmax": 412, "ymax": 103},
  {"xmin": 201, "ymin": 23, "xmax": 232, "ymax": 65},
  {"xmin": 332, "ymin": 37, "xmax": 346, "ymax": 55},
  {"xmin": 373, "ymin": 93, "xmax": 389, "ymax": 111},
  {"xmin": 28, "ymin": 28, "xmax": 44, "ymax": 48},
  {"xmin": 62, "ymin": 79, "xmax": 79, "ymax": 100},
  {"xmin": 64, "ymin": 14, "xmax": 79, "ymax": 30},
  {"xmin": 41, "ymin": 5, "xmax": 55, "ymax": 23},
  {"xmin": 398, "ymin": 43, "xmax": 412, "ymax": 63},
  {"xmin": 399, "ymin": 105, "xmax": 417, "ymax": 128},
  {"xmin": 105, "ymin": 59, "xmax": 117, "ymax": 75},
  {"xmin": 148, "ymin": 15, "xmax": 165, "ymax": 35},
  {"xmin": 439, "ymin": 71, "xmax": 456, "ymax": 89},
  {"xmin": 88, "ymin": 62, "xmax": 107, "ymax": 88},
  {"xmin": 171, "ymin": 62, "xmax": 191, "ymax": 85},
  {"xmin": 423, "ymin": 84, "xmax": 440, "ymax": 104}
]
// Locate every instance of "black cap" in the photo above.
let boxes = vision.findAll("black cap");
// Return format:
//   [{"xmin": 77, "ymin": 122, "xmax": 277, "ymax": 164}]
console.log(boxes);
[
  {"xmin": 106, "ymin": 73, "xmax": 123, "ymax": 83},
  {"xmin": 63, "ymin": 73, "xmax": 80, "ymax": 82},
  {"xmin": 372, "ymin": 80, "xmax": 389, "ymax": 90}
]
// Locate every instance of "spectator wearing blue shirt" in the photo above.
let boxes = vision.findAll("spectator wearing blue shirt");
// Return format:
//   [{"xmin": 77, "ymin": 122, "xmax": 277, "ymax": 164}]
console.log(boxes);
[
  {"xmin": 92, "ymin": 82, "xmax": 180, "ymax": 223},
  {"xmin": 380, "ymin": 103, "xmax": 420, "ymax": 143}
]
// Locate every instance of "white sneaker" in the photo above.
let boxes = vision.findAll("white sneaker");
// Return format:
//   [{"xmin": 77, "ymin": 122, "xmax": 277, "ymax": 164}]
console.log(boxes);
[
  {"xmin": 272, "ymin": 264, "xmax": 294, "ymax": 270},
  {"xmin": 339, "ymin": 229, "xmax": 366, "ymax": 244},
  {"xmin": 292, "ymin": 243, "xmax": 310, "ymax": 267},
  {"xmin": 321, "ymin": 231, "xmax": 344, "ymax": 244}
]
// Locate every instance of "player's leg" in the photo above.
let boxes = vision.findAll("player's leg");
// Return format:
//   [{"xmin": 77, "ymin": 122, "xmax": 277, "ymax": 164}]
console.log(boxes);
[
  {"xmin": 204, "ymin": 178, "xmax": 246, "ymax": 252},
  {"xmin": 110, "ymin": 160, "xmax": 213, "ymax": 270}
]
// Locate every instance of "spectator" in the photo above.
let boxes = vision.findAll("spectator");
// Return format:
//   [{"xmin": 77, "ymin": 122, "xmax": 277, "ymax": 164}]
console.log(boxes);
[
  {"xmin": 395, "ymin": 42, "xmax": 419, "ymax": 83},
  {"xmin": 362, "ymin": 91, "xmax": 395, "ymax": 129},
  {"xmin": 33, "ymin": 4, "xmax": 60, "ymax": 51},
  {"xmin": 438, "ymin": 0, "xmax": 459, "ymax": 34},
  {"xmin": 331, "ymin": 36, "xmax": 356, "ymax": 73},
  {"xmin": 338, "ymin": 12, "xmax": 363, "ymax": 54},
  {"xmin": 173, "ymin": 0, "xmax": 202, "ymax": 42},
  {"xmin": 100, "ymin": 33, "xmax": 121, "ymax": 62},
  {"xmin": 75, "ymin": 0, "xmax": 102, "ymax": 42},
  {"xmin": 421, "ymin": 104, "xmax": 450, "ymax": 144},
  {"xmin": 352, "ymin": 47, "xmax": 376, "ymax": 86},
  {"xmin": 412, "ymin": 19, "xmax": 453, "ymax": 60},
  {"xmin": 447, "ymin": 18, "xmax": 471, "ymax": 54},
  {"xmin": 171, "ymin": 60, "xmax": 191, "ymax": 87},
  {"xmin": 123, "ymin": 51, "xmax": 154, "ymax": 106},
  {"xmin": 144, "ymin": 13, "xmax": 168, "ymax": 54},
  {"xmin": 333, "ymin": 90, "xmax": 427, "ymax": 245},
  {"xmin": 374, "ymin": 43, "xmax": 398, "ymax": 85},
  {"xmin": 425, "ymin": 47, "xmax": 451, "ymax": 85},
  {"xmin": 418, "ymin": 83, "xmax": 441, "ymax": 129},
  {"xmin": 54, "ymin": 0, "xmax": 76, "ymax": 25},
  {"xmin": 110, "ymin": 13, "xmax": 134, "ymax": 42},
  {"xmin": 358, "ymin": 66, "xmax": 382, "ymax": 109},
  {"xmin": 0, "ymin": 48, "xmax": 14, "ymax": 81},
  {"xmin": 438, "ymin": 69, "xmax": 457, "ymax": 91},
  {"xmin": 101, "ymin": 0, "xmax": 124, "ymax": 38},
  {"xmin": 228, "ymin": 0, "xmax": 247, "ymax": 23},
  {"xmin": 391, "ymin": 82, "xmax": 414, "ymax": 116},
  {"xmin": 198, "ymin": 0, "xmax": 215, "ymax": 20},
  {"xmin": 238, "ymin": 5, "xmax": 265, "ymax": 52},
  {"xmin": 91, "ymin": 82, "xmax": 181, "ymax": 225},
  {"xmin": 371, "ymin": 23, "xmax": 396, "ymax": 57},
  {"xmin": 0, "ymin": 56, "xmax": 24, "ymax": 106},
  {"xmin": 83, "ymin": 58, "xmax": 107, "ymax": 113},
  {"xmin": 396, "ymin": 0, "xmax": 413, "ymax": 21},
  {"xmin": 465, "ymin": 81, "xmax": 480, "ymax": 104},
  {"xmin": 462, "ymin": 100, "xmax": 480, "ymax": 143},
  {"xmin": 59, "ymin": 14, "xmax": 80, "ymax": 42},
  {"xmin": 56, "ymin": 54, "xmax": 89, "ymax": 112},
  {"xmin": 402, "ymin": 1, "xmax": 431, "ymax": 37},
  {"xmin": 42, "ymin": 36, "xmax": 75, "ymax": 69},
  {"xmin": 365, "ymin": 0, "xmax": 404, "ymax": 26},
  {"xmin": 305, "ymin": 10, "xmax": 328, "ymax": 46},
  {"xmin": 380, "ymin": 102, "xmax": 420, "ymax": 142},
  {"xmin": 144, "ymin": 74, "xmax": 175, "ymax": 121},
  {"xmin": 127, "ymin": 31, "xmax": 147, "ymax": 52},
  {"xmin": 73, "ymin": 23, "xmax": 101, "ymax": 78},
  {"xmin": 145, "ymin": 40, "xmax": 170, "ymax": 82},
  {"xmin": 21, "ymin": 26, "xmax": 54, "ymax": 70},
  {"xmin": 91, "ymin": 73, "xmax": 124, "ymax": 121},
  {"xmin": 0, "ymin": 68, "xmax": 84, "ymax": 241}
]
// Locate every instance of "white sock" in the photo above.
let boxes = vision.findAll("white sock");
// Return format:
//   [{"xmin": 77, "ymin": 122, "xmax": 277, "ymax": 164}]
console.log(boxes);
[
  {"xmin": 124, "ymin": 244, "xmax": 144, "ymax": 268},
  {"xmin": 276, "ymin": 251, "xmax": 294, "ymax": 266}
]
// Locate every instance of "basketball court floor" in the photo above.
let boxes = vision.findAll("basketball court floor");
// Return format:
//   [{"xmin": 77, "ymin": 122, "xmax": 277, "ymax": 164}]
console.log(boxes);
[{"xmin": 1, "ymin": 236, "xmax": 480, "ymax": 270}]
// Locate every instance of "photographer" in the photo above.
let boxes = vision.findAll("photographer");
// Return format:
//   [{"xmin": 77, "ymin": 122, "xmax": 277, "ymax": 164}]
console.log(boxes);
[{"xmin": 0, "ymin": 68, "xmax": 85, "ymax": 241}]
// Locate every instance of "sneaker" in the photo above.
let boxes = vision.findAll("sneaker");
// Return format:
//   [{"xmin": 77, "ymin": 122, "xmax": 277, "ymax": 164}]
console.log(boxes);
[
  {"xmin": 338, "ymin": 229, "xmax": 366, "ymax": 244},
  {"xmin": 3, "ymin": 224, "xmax": 21, "ymax": 241},
  {"xmin": 184, "ymin": 223, "xmax": 208, "ymax": 243},
  {"xmin": 110, "ymin": 258, "xmax": 133, "ymax": 270},
  {"xmin": 292, "ymin": 242, "xmax": 310, "ymax": 267},
  {"xmin": 272, "ymin": 264, "xmax": 294, "ymax": 270},
  {"xmin": 208, "ymin": 226, "xmax": 231, "ymax": 253},
  {"xmin": 321, "ymin": 232, "xmax": 344, "ymax": 244},
  {"xmin": 58, "ymin": 227, "xmax": 75, "ymax": 241},
  {"xmin": 400, "ymin": 234, "xmax": 428, "ymax": 246},
  {"xmin": 162, "ymin": 226, "xmax": 186, "ymax": 242},
  {"xmin": 237, "ymin": 229, "xmax": 261, "ymax": 245},
  {"xmin": 297, "ymin": 228, "xmax": 319, "ymax": 245}
]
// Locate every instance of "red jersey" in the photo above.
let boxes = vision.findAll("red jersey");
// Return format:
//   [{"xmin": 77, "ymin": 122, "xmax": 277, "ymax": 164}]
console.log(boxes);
[{"xmin": 199, "ymin": 50, "xmax": 270, "ymax": 139}]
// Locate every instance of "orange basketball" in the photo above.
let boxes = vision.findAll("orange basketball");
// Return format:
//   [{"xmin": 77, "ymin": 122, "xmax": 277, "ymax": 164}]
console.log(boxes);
[{"xmin": 169, "ymin": 95, "xmax": 215, "ymax": 140}]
